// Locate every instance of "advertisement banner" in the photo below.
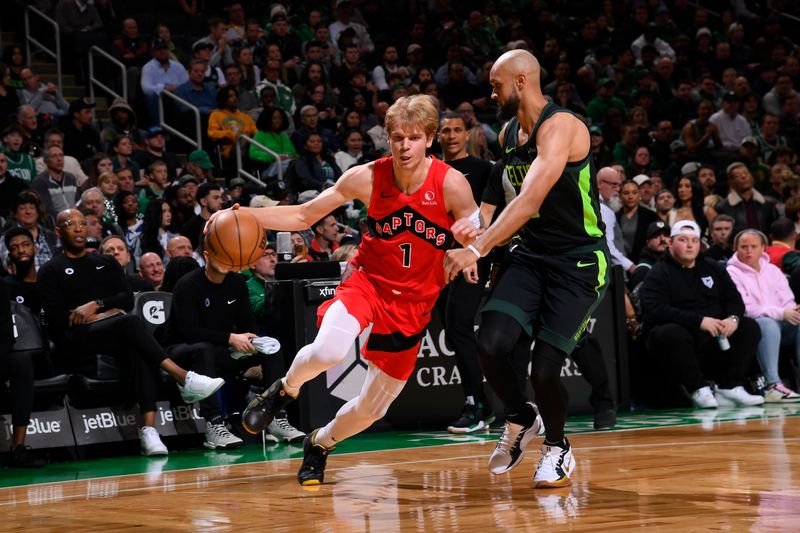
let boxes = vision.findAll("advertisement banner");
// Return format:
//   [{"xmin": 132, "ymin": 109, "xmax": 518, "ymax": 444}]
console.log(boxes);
[{"xmin": 0, "ymin": 409, "xmax": 75, "ymax": 451}]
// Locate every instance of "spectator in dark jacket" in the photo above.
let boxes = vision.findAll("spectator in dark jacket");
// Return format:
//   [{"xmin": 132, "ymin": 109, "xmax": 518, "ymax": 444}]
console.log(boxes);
[
  {"xmin": 293, "ymin": 133, "xmax": 342, "ymax": 192},
  {"xmin": 641, "ymin": 220, "xmax": 764, "ymax": 409},
  {"xmin": 715, "ymin": 162, "xmax": 778, "ymax": 236}
]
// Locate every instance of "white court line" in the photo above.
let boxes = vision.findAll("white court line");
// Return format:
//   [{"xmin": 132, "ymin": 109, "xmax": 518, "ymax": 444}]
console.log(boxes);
[{"xmin": 2, "ymin": 435, "xmax": 799, "ymax": 508}]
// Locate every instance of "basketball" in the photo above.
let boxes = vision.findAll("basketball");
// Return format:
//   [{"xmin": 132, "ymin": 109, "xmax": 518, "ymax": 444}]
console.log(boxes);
[{"xmin": 205, "ymin": 209, "xmax": 268, "ymax": 271}]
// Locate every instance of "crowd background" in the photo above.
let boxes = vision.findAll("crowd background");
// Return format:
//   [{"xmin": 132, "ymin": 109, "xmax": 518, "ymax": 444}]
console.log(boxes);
[{"xmin": 1, "ymin": 0, "xmax": 800, "ymax": 467}]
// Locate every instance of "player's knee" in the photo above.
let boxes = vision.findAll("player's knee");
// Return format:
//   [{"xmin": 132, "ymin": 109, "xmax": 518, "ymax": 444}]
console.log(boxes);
[
  {"xmin": 477, "ymin": 327, "xmax": 515, "ymax": 363},
  {"xmin": 531, "ymin": 341, "xmax": 567, "ymax": 385}
]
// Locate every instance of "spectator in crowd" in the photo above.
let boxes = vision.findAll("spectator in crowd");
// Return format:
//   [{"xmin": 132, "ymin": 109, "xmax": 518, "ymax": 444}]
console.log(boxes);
[
  {"xmin": 207, "ymin": 86, "xmax": 257, "ymax": 162},
  {"xmin": 762, "ymin": 72, "xmax": 795, "ymax": 115},
  {"xmin": 293, "ymin": 133, "xmax": 342, "ymax": 192},
  {"xmin": 0, "ymin": 277, "xmax": 46, "ymax": 467},
  {"xmin": 266, "ymin": 13, "xmax": 303, "ymax": 65},
  {"xmin": 192, "ymin": 17, "xmax": 234, "ymax": 71},
  {"xmin": 697, "ymin": 164, "xmax": 719, "ymax": 197},
  {"xmin": 0, "ymin": 151, "xmax": 30, "ymax": 218},
  {"xmin": 99, "ymin": 235, "xmax": 152, "ymax": 292},
  {"xmin": 0, "ymin": 64, "xmax": 21, "ymax": 130},
  {"xmin": 135, "ymin": 197, "xmax": 174, "ymax": 263},
  {"xmin": 706, "ymin": 214, "xmax": 736, "ymax": 263},
  {"xmin": 366, "ymin": 101, "xmax": 389, "ymax": 154},
  {"xmin": 62, "ymin": 99, "xmax": 101, "ymax": 163},
  {"xmin": 709, "ymin": 92, "xmax": 752, "ymax": 153},
  {"xmin": 257, "ymin": 59, "xmax": 297, "ymax": 117},
  {"xmin": 138, "ymin": 251, "xmax": 165, "ymax": 290},
  {"xmin": 222, "ymin": 63, "xmax": 258, "ymax": 112},
  {"xmin": 140, "ymin": 39, "xmax": 189, "ymax": 126},
  {"xmin": 291, "ymin": 104, "xmax": 338, "ymax": 154},
  {"xmin": 333, "ymin": 128, "xmax": 363, "ymax": 172},
  {"xmin": 137, "ymin": 160, "xmax": 170, "ymax": 214},
  {"xmin": 132, "ymin": 127, "xmax": 181, "ymax": 182},
  {"xmin": 586, "ymin": 78, "xmax": 625, "ymax": 124},
  {"xmin": 101, "ymin": 99, "xmax": 145, "ymax": 152},
  {"xmin": 250, "ymin": 107, "xmax": 297, "ymax": 178},
  {"xmin": 18, "ymin": 68, "xmax": 69, "ymax": 117},
  {"xmin": 674, "ymin": 175, "xmax": 708, "ymax": 233},
  {"xmin": 79, "ymin": 186, "xmax": 119, "ymax": 235},
  {"xmin": 628, "ymin": 220, "xmax": 671, "ymax": 294},
  {"xmin": 37, "ymin": 208, "xmax": 224, "ymax": 456},
  {"xmin": 765, "ymin": 217, "xmax": 798, "ymax": 271},
  {"xmin": 109, "ymin": 135, "xmax": 141, "ymax": 181},
  {"xmin": 754, "ymin": 113, "xmax": 788, "ymax": 164},
  {"xmin": 181, "ymin": 183, "xmax": 222, "ymax": 250},
  {"xmin": 597, "ymin": 167, "xmax": 634, "ymax": 274},
  {"xmin": 2, "ymin": 125, "xmax": 36, "ymax": 184},
  {"xmin": 618, "ymin": 180, "xmax": 659, "ymax": 264},
  {"xmin": 111, "ymin": 18, "xmax": 149, "ymax": 101},
  {"xmin": 642, "ymin": 220, "xmax": 764, "ymax": 408},
  {"xmin": 31, "ymin": 146, "xmax": 78, "ymax": 225},
  {"xmin": 234, "ymin": 45, "xmax": 260, "ymax": 90},
  {"xmin": 85, "ymin": 153, "xmax": 114, "ymax": 192},
  {"xmin": 114, "ymin": 190, "xmax": 142, "ymax": 254},
  {"xmin": 33, "ymin": 130, "xmax": 86, "ymax": 187},
  {"xmin": 716, "ymin": 162, "xmax": 778, "ymax": 235},
  {"xmin": 54, "ymin": 0, "xmax": 107, "ymax": 83},
  {"xmin": 0, "ymin": 192, "xmax": 59, "ymax": 270},
  {"xmin": 175, "ymin": 59, "xmax": 218, "ymax": 117},
  {"xmin": 329, "ymin": 1, "xmax": 374, "ymax": 55},
  {"xmin": 681, "ymin": 99, "xmax": 722, "ymax": 161},
  {"xmin": 190, "ymin": 42, "xmax": 226, "ymax": 87},
  {"xmin": 182, "ymin": 151, "xmax": 214, "ymax": 186},
  {"xmin": 632, "ymin": 174, "xmax": 656, "ymax": 211},
  {"xmin": 116, "ymin": 165, "xmax": 135, "ymax": 194},
  {"xmin": 165, "ymin": 235, "xmax": 194, "ymax": 263},
  {"xmin": 727, "ymin": 229, "xmax": 800, "ymax": 402},
  {"xmin": 308, "ymin": 214, "xmax": 348, "ymax": 261},
  {"xmin": 15, "ymin": 105, "xmax": 44, "ymax": 155},
  {"xmin": 3, "ymin": 227, "xmax": 41, "ymax": 315}
]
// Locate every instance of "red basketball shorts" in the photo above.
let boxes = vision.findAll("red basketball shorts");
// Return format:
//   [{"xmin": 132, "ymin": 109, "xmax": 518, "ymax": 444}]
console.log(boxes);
[{"xmin": 316, "ymin": 268, "xmax": 434, "ymax": 381}]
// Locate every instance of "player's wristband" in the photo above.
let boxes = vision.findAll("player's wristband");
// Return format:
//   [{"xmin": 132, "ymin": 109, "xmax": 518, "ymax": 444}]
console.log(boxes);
[{"xmin": 467, "ymin": 244, "xmax": 482, "ymax": 258}]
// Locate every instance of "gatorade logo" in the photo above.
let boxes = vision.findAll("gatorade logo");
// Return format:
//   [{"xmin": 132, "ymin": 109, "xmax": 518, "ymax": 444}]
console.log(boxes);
[{"xmin": 142, "ymin": 300, "xmax": 166, "ymax": 324}]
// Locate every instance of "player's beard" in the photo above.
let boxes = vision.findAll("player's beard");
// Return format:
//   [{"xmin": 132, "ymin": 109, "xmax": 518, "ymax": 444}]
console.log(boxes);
[
  {"xmin": 10, "ymin": 256, "xmax": 34, "ymax": 280},
  {"xmin": 607, "ymin": 194, "xmax": 623, "ymax": 213},
  {"xmin": 497, "ymin": 89, "xmax": 521, "ymax": 122}
]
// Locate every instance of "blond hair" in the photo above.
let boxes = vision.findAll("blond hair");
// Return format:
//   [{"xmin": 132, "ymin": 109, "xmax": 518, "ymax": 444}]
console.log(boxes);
[{"xmin": 385, "ymin": 95, "xmax": 439, "ymax": 138}]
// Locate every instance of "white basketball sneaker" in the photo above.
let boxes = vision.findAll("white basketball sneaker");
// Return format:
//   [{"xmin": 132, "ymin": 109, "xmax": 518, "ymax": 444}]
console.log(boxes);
[
  {"xmin": 533, "ymin": 439, "xmax": 575, "ymax": 489},
  {"xmin": 140, "ymin": 426, "xmax": 168, "ymax": 456},
  {"xmin": 714, "ymin": 385, "xmax": 765, "ymax": 407},
  {"xmin": 488, "ymin": 402, "xmax": 543, "ymax": 474}
]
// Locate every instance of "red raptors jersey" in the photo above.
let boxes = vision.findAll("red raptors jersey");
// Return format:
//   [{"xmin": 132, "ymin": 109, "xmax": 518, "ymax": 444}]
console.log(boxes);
[{"xmin": 357, "ymin": 156, "xmax": 454, "ymax": 302}]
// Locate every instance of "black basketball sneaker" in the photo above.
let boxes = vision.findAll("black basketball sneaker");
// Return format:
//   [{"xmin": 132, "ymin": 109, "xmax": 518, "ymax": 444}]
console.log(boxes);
[
  {"xmin": 241, "ymin": 378, "xmax": 296, "ymax": 434},
  {"xmin": 298, "ymin": 429, "xmax": 335, "ymax": 486}
]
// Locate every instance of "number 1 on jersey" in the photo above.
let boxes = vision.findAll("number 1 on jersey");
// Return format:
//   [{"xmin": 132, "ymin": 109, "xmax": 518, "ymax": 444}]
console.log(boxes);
[{"xmin": 399, "ymin": 243, "xmax": 412, "ymax": 268}]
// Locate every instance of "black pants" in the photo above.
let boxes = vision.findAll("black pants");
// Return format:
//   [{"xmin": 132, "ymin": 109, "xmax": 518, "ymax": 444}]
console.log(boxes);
[
  {"xmin": 67, "ymin": 314, "xmax": 167, "ymax": 413},
  {"xmin": 0, "ymin": 351, "xmax": 34, "ymax": 427},
  {"xmin": 572, "ymin": 335, "xmax": 615, "ymax": 410},
  {"xmin": 647, "ymin": 318, "xmax": 761, "ymax": 392},
  {"xmin": 444, "ymin": 258, "xmax": 491, "ymax": 403},
  {"xmin": 168, "ymin": 342, "xmax": 272, "ymax": 421}
]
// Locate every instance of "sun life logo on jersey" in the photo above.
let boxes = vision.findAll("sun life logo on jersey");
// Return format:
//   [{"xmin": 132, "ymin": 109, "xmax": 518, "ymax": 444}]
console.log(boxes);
[{"xmin": 421, "ymin": 190, "xmax": 437, "ymax": 206}]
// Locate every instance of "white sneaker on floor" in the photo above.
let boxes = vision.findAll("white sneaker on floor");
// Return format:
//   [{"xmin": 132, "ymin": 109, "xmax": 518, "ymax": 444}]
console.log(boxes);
[
  {"xmin": 267, "ymin": 412, "xmax": 305, "ymax": 443},
  {"xmin": 488, "ymin": 402, "xmax": 543, "ymax": 475},
  {"xmin": 533, "ymin": 440, "xmax": 575, "ymax": 489},
  {"xmin": 715, "ymin": 385, "xmax": 765, "ymax": 407},
  {"xmin": 140, "ymin": 426, "xmax": 168, "ymax": 456},
  {"xmin": 691, "ymin": 386, "xmax": 719, "ymax": 408},
  {"xmin": 204, "ymin": 422, "xmax": 244, "ymax": 450},
  {"xmin": 764, "ymin": 383, "xmax": 800, "ymax": 403},
  {"xmin": 178, "ymin": 371, "xmax": 225, "ymax": 403}
]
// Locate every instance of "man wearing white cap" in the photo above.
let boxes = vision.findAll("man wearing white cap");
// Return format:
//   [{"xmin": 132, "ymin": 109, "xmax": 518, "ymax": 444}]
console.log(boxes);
[
  {"xmin": 632, "ymin": 174, "xmax": 655, "ymax": 211},
  {"xmin": 641, "ymin": 220, "xmax": 764, "ymax": 408}
]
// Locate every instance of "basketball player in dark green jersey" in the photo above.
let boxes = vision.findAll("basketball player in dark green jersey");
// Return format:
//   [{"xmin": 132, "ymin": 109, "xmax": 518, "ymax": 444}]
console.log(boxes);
[{"xmin": 445, "ymin": 50, "xmax": 609, "ymax": 488}]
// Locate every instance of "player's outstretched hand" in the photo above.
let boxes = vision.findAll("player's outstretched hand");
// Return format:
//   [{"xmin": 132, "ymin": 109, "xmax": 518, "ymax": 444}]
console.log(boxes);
[
  {"xmin": 444, "ymin": 248, "xmax": 478, "ymax": 282},
  {"xmin": 203, "ymin": 203, "xmax": 240, "ymax": 236},
  {"xmin": 450, "ymin": 217, "xmax": 480, "ymax": 246}
]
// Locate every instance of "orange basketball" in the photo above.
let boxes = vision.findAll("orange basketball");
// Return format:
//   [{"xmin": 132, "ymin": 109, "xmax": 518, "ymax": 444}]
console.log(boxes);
[{"xmin": 205, "ymin": 210, "xmax": 268, "ymax": 271}]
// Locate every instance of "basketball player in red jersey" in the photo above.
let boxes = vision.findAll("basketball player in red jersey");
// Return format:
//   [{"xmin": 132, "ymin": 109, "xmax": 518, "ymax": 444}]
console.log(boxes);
[{"xmin": 232, "ymin": 95, "xmax": 480, "ymax": 485}]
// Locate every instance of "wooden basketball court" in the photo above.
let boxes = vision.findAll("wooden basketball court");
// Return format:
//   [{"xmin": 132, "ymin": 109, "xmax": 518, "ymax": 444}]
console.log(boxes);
[{"xmin": 2, "ymin": 407, "xmax": 799, "ymax": 531}]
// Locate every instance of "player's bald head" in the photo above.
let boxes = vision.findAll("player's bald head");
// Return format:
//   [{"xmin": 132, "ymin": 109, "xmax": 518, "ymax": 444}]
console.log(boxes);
[
  {"xmin": 491, "ymin": 50, "xmax": 541, "ymax": 90},
  {"xmin": 56, "ymin": 208, "xmax": 82, "ymax": 227}
]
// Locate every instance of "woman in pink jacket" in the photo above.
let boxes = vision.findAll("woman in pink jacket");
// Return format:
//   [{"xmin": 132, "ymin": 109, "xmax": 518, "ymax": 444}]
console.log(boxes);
[{"xmin": 727, "ymin": 229, "xmax": 800, "ymax": 403}]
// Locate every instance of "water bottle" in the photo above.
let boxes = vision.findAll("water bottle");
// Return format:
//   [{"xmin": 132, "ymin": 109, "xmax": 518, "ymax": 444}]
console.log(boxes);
[
  {"xmin": 716, "ymin": 335, "xmax": 730, "ymax": 351},
  {"xmin": 276, "ymin": 231, "xmax": 292, "ymax": 262}
]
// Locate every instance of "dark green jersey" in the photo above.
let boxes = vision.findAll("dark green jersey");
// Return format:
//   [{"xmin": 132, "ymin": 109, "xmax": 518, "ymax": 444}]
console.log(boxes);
[{"xmin": 501, "ymin": 102, "xmax": 605, "ymax": 253}]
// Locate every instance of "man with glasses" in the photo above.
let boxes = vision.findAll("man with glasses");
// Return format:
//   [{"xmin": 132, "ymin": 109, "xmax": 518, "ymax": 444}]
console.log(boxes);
[
  {"xmin": 597, "ymin": 166, "xmax": 635, "ymax": 274},
  {"xmin": 34, "ymin": 129, "xmax": 88, "ymax": 186}
]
